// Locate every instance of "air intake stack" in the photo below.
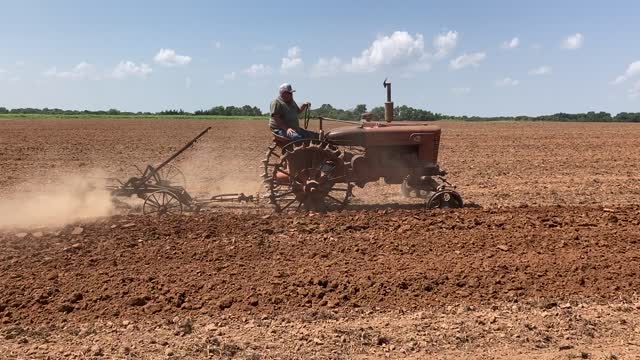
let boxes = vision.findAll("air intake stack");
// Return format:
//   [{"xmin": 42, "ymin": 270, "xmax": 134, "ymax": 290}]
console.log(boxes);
[{"xmin": 383, "ymin": 79, "xmax": 393, "ymax": 122}]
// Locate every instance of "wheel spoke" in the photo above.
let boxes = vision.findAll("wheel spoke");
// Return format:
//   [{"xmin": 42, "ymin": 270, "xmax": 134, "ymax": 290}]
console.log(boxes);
[
  {"xmin": 150, "ymin": 193, "xmax": 161, "ymax": 207},
  {"xmin": 166, "ymin": 199, "xmax": 180, "ymax": 209},
  {"xmin": 165, "ymin": 195, "xmax": 177, "ymax": 207},
  {"xmin": 280, "ymin": 198, "xmax": 298, "ymax": 211}
]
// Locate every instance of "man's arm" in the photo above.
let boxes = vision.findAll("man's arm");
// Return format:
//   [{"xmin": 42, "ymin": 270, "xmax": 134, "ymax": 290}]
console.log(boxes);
[
  {"xmin": 273, "ymin": 114, "xmax": 296, "ymax": 137},
  {"xmin": 297, "ymin": 101, "xmax": 311, "ymax": 114}
]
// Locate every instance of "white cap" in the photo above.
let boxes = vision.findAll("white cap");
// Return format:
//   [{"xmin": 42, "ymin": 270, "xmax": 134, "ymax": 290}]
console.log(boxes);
[{"xmin": 278, "ymin": 83, "xmax": 296, "ymax": 94}]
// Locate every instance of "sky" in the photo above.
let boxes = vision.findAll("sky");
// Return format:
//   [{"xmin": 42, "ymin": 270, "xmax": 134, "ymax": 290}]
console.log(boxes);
[{"xmin": 0, "ymin": 0, "xmax": 639, "ymax": 116}]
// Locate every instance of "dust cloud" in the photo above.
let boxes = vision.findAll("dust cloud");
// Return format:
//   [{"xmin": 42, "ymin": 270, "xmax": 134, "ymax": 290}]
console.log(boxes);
[
  {"xmin": 175, "ymin": 144, "xmax": 264, "ymax": 198},
  {"xmin": 0, "ymin": 173, "xmax": 114, "ymax": 229}
]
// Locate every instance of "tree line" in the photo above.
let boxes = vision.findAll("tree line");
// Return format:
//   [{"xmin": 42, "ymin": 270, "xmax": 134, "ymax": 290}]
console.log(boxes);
[
  {"xmin": 309, "ymin": 104, "xmax": 445, "ymax": 121},
  {"xmin": 1, "ymin": 105, "xmax": 639, "ymax": 122},
  {"xmin": 0, "ymin": 106, "xmax": 263, "ymax": 117}
]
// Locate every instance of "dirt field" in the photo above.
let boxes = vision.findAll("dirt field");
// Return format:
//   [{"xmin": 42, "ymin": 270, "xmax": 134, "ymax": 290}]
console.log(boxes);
[{"xmin": 1, "ymin": 119, "xmax": 640, "ymax": 359}]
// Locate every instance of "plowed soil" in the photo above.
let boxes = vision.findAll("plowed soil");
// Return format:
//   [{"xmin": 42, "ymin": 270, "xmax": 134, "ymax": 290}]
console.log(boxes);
[{"xmin": 1, "ymin": 119, "xmax": 640, "ymax": 359}]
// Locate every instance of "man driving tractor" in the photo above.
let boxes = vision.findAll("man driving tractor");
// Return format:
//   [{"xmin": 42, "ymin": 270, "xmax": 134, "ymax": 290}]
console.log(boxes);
[{"xmin": 269, "ymin": 83, "xmax": 317, "ymax": 141}]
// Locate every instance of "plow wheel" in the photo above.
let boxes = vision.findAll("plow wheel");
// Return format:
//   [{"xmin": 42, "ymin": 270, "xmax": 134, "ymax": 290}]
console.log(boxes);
[
  {"xmin": 426, "ymin": 190, "xmax": 463, "ymax": 209},
  {"xmin": 143, "ymin": 190, "xmax": 183, "ymax": 215},
  {"xmin": 267, "ymin": 140, "xmax": 353, "ymax": 213},
  {"xmin": 152, "ymin": 164, "xmax": 187, "ymax": 188}
]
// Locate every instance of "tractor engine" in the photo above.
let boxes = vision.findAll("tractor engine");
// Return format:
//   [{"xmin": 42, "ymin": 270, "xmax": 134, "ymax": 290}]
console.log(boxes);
[{"xmin": 325, "ymin": 122, "xmax": 445, "ymax": 187}]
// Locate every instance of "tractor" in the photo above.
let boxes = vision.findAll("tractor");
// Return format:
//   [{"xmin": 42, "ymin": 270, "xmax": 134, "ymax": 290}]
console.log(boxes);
[{"xmin": 261, "ymin": 80, "xmax": 463, "ymax": 212}]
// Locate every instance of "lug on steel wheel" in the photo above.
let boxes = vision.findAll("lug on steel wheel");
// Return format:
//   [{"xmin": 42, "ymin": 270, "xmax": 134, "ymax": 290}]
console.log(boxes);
[
  {"xmin": 152, "ymin": 164, "xmax": 187, "ymax": 188},
  {"xmin": 426, "ymin": 190, "xmax": 463, "ymax": 209},
  {"xmin": 266, "ymin": 140, "xmax": 353, "ymax": 213},
  {"xmin": 261, "ymin": 142, "xmax": 281, "ymax": 191},
  {"xmin": 143, "ymin": 190, "xmax": 183, "ymax": 215}
]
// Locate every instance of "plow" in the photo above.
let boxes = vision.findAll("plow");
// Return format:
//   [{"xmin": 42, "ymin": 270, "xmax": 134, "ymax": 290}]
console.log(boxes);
[
  {"xmin": 106, "ymin": 127, "xmax": 254, "ymax": 215},
  {"xmin": 107, "ymin": 80, "xmax": 463, "ymax": 215}
]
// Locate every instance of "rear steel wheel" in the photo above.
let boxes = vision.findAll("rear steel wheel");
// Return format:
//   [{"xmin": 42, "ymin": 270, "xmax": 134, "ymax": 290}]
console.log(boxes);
[
  {"xmin": 143, "ymin": 190, "xmax": 183, "ymax": 215},
  {"xmin": 261, "ymin": 142, "xmax": 281, "ymax": 193},
  {"xmin": 267, "ymin": 140, "xmax": 352, "ymax": 213}
]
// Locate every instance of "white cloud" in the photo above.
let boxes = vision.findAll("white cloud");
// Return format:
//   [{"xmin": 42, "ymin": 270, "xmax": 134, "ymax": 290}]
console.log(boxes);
[
  {"xmin": 214, "ymin": 41, "xmax": 222, "ymax": 49},
  {"xmin": 243, "ymin": 64, "xmax": 273, "ymax": 77},
  {"xmin": 44, "ymin": 62, "xmax": 99, "ymax": 80},
  {"xmin": 452, "ymin": 87, "xmax": 471, "ymax": 95},
  {"xmin": 345, "ymin": 31, "xmax": 425, "ymax": 73},
  {"xmin": 434, "ymin": 31, "xmax": 458, "ymax": 58},
  {"xmin": 562, "ymin": 33, "xmax": 584, "ymax": 50},
  {"xmin": 501, "ymin": 37, "xmax": 519, "ymax": 49},
  {"xmin": 185, "ymin": 77, "xmax": 192, "ymax": 89},
  {"xmin": 529, "ymin": 66, "xmax": 552, "ymax": 75},
  {"xmin": 449, "ymin": 52, "xmax": 486, "ymax": 70},
  {"xmin": 281, "ymin": 46, "xmax": 304, "ymax": 73},
  {"xmin": 629, "ymin": 81, "xmax": 640, "ymax": 99},
  {"xmin": 153, "ymin": 48, "xmax": 192, "ymax": 66},
  {"xmin": 111, "ymin": 61, "xmax": 152, "ymax": 79},
  {"xmin": 611, "ymin": 61, "xmax": 640, "ymax": 84},
  {"xmin": 310, "ymin": 57, "xmax": 343, "ymax": 78},
  {"xmin": 496, "ymin": 77, "xmax": 519, "ymax": 87}
]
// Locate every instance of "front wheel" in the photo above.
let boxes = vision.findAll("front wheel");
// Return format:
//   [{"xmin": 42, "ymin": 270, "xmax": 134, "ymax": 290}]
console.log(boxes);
[{"xmin": 426, "ymin": 190, "xmax": 463, "ymax": 209}]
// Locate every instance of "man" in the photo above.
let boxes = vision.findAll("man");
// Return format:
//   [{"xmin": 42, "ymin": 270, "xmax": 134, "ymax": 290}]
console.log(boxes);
[{"xmin": 269, "ymin": 83, "xmax": 317, "ymax": 141}]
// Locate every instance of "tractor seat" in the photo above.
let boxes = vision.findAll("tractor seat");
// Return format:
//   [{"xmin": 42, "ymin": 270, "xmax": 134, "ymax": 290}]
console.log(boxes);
[{"xmin": 272, "ymin": 133, "xmax": 292, "ymax": 148}]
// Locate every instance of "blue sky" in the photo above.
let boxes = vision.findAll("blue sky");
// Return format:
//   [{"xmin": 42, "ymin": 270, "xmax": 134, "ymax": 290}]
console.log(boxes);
[{"xmin": 0, "ymin": 0, "xmax": 639, "ymax": 116}]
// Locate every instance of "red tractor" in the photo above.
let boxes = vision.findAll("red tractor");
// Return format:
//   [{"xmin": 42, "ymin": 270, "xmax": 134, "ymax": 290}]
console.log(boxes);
[{"xmin": 262, "ymin": 80, "xmax": 463, "ymax": 212}]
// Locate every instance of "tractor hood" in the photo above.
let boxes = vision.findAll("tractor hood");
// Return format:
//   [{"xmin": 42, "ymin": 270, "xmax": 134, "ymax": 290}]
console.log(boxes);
[{"xmin": 325, "ymin": 122, "xmax": 441, "ymax": 147}]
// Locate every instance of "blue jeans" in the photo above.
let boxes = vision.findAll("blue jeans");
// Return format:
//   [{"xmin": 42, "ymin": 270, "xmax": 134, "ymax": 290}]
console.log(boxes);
[{"xmin": 272, "ymin": 128, "xmax": 318, "ymax": 141}]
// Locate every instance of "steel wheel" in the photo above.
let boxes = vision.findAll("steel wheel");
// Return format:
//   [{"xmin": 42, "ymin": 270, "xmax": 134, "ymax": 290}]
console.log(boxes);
[
  {"xmin": 143, "ymin": 190, "xmax": 183, "ymax": 215},
  {"xmin": 261, "ymin": 142, "xmax": 281, "ymax": 192},
  {"xmin": 267, "ymin": 140, "xmax": 352, "ymax": 213},
  {"xmin": 153, "ymin": 164, "xmax": 187, "ymax": 188},
  {"xmin": 426, "ymin": 190, "xmax": 463, "ymax": 209}
]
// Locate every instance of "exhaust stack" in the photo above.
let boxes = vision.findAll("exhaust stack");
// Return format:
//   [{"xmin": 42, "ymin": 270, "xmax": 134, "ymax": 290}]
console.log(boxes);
[{"xmin": 383, "ymin": 79, "xmax": 393, "ymax": 122}]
